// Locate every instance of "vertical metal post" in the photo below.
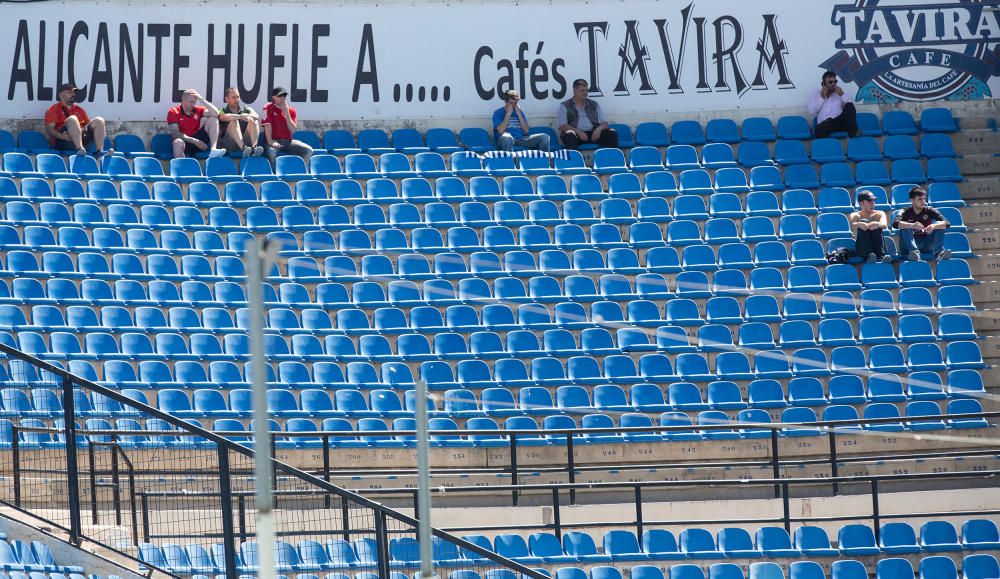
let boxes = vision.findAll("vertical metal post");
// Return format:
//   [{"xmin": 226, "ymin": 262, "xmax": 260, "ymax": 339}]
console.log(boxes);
[
  {"xmin": 566, "ymin": 434, "xmax": 577, "ymax": 505},
  {"xmin": 414, "ymin": 378, "xmax": 433, "ymax": 579},
  {"xmin": 88, "ymin": 439, "xmax": 98, "ymax": 524},
  {"xmin": 634, "ymin": 486, "xmax": 644, "ymax": 539},
  {"xmin": 341, "ymin": 500, "xmax": 351, "ymax": 542},
  {"xmin": 218, "ymin": 448, "xmax": 239, "ymax": 579},
  {"xmin": 510, "ymin": 435, "xmax": 519, "ymax": 506},
  {"xmin": 827, "ymin": 431, "xmax": 839, "ymax": 495},
  {"xmin": 871, "ymin": 479, "xmax": 881, "ymax": 542},
  {"xmin": 110, "ymin": 445, "xmax": 122, "ymax": 525},
  {"xmin": 770, "ymin": 429, "xmax": 781, "ymax": 498},
  {"xmin": 781, "ymin": 482, "xmax": 791, "ymax": 533},
  {"xmin": 247, "ymin": 237, "xmax": 280, "ymax": 579},
  {"xmin": 12, "ymin": 429, "xmax": 20, "ymax": 508},
  {"xmin": 238, "ymin": 495, "xmax": 247, "ymax": 543},
  {"xmin": 323, "ymin": 435, "xmax": 332, "ymax": 509},
  {"xmin": 141, "ymin": 494, "xmax": 150, "ymax": 543},
  {"xmin": 62, "ymin": 376, "xmax": 83, "ymax": 544},
  {"xmin": 375, "ymin": 511, "xmax": 392, "ymax": 579},
  {"xmin": 551, "ymin": 487, "xmax": 562, "ymax": 540}
]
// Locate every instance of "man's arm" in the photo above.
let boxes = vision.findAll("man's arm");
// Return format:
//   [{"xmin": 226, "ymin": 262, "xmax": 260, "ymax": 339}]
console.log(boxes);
[
  {"xmin": 494, "ymin": 108, "xmax": 512, "ymax": 134},
  {"xmin": 593, "ymin": 103, "xmax": 609, "ymax": 131},
  {"xmin": 556, "ymin": 104, "xmax": 574, "ymax": 133},
  {"xmin": 44, "ymin": 122, "xmax": 68, "ymax": 143},
  {"xmin": 927, "ymin": 208, "xmax": 950, "ymax": 231},
  {"xmin": 283, "ymin": 107, "xmax": 297, "ymax": 131},
  {"xmin": 263, "ymin": 123, "xmax": 274, "ymax": 147},
  {"xmin": 199, "ymin": 98, "xmax": 221, "ymax": 118},
  {"xmin": 218, "ymin": 106, "xmax": 240, "ymax": 122},
  {"xmin": 849, "ymin": 211, "xmax": 866, "ymax": 232},
  {"xmin": 169, "ymin": 122, "xmax": 205, "ymax": 150},
  {"xmin": 514, "ymin": 106, "xmax": 530, "ymax": 132},
  {"xmin": 875, "ymin": 210, "xmax": 889, "ymax": 229}
]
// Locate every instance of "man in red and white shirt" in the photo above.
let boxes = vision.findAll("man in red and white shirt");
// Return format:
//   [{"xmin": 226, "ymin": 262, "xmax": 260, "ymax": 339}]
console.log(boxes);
[
  {"xmin": 262, "ymin": 86, "xmax": 313, "ymax": 162},
  {"xmin": 44, "ymin": 83, "xmax": 112, "ymax": 157},
  {"xmin": 167, "ymin": 89, "xmax": 225, "ymax": 158}
]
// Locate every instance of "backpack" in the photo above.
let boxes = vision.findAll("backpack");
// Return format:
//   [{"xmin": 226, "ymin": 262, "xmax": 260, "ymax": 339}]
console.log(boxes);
[{"xmin": 826, "ymin": 248, "xmax": 854, "ymax": 264}]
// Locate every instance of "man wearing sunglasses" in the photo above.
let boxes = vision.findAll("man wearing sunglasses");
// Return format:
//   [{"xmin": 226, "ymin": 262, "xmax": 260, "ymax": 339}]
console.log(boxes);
[{"xmin": 808, "ymin": 71, "xmax": 858, "ymax": 138}]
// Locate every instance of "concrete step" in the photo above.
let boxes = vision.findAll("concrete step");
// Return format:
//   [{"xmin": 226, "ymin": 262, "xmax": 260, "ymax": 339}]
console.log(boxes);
[
  {"xmin": 960, "ymin": 203, "xmax": 1000, "ymax": 227},
  {"xmin": 958, "ymin": 154, "xmax": 1000, "ymax": 175},
  {"xmin": 971, "ymin": 307, "xmax": 1000, "ymax": 332},
  {"xmin": 954, "ymin": 129, "xmax": 1000, "ymax": 155},
  {"xmin": 959, "ymin": 177, "xmax": 1000, "ymax": 201},
  {"xmin": 966, "ymin": 228, "xmax": 1000, "ymax": 251},
  {"xmin": 957, "ymin": 116, "xmax": 996, "ymax": 130},
  {"xmin": 970, "ymin": 253, "xmax": 1000, "ymax": 276},
  {"xmin": 970, "ymin": 277, "xmax": 1000, "ymax": 305}
]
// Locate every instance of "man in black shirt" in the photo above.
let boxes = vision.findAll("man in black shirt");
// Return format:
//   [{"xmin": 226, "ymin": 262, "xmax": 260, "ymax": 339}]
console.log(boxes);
[{"xmin": 892, "ymin": 186, "xmax": 951, "ymax": 261}]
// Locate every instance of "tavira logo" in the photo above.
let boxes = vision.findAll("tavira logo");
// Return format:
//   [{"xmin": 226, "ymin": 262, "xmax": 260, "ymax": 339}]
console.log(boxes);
[{"xmin": 822, "ymin": 0, "xmax": 1000, "ymax": 102}]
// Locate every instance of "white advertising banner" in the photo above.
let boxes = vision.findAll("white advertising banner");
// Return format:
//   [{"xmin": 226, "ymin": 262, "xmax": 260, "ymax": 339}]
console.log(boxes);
[{"xmin": 2, "ymin": 0, "xmax": 999, "ymax": 121}]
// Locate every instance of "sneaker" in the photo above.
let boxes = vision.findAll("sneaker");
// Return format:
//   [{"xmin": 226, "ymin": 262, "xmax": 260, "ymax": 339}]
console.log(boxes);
[
  {"xmin": 935, "ymin": 249, "xmax": 952, "ymax": 261},
  {"xmin": 252, "ymin": 146, "xmax": 265, "ymax": 157},
  {"xmin": 866, "ymin": 253, "xmax": 877, "ymax": 264},
  {"xmin": 208, "ymin": 148, "xmax": 227, "ymax": 158},
  {"xmin": 880, "ymin": 254, "xmax": 892, "ymax": 264},
  {"xmin": 96, "ymin": 148, "xmax": 115, "ymax": 159},
  {"xmin": 76, "ymin": 148, "xmax": 87, "ymax": 156},
  {"xmin": 908, "ymin": 250, "xmax": 921, "ymax": 261},
  {"xmin": 241, "ymin": 146, "xmax": 252, "ymax": 158}
]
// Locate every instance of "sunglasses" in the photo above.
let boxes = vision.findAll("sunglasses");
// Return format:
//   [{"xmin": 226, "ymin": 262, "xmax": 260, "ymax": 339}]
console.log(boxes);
[{"xmin": 824, "ymin": 80, "xmax": 838, "ymax": 86}]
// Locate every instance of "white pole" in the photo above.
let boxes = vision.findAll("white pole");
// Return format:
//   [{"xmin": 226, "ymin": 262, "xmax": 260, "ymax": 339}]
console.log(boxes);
[
  {"xmin": 247, "ymin": 237, "xmax": 280, "ymax": 579},
  {"xmin": 415, "ymin": 378, "xmax": 434, "ymax": 578}
]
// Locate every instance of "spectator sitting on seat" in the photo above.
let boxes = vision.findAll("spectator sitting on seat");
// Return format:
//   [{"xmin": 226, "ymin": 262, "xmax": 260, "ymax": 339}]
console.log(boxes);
[
  {"xmin": 44, "ymin": 83, "xmax": 112, "ymax": 157},
  {"xmin": 893, "ymin": 186, "xmax": 951, "ymax": 262},
  {"xmin": 218, "ymin": 87, "xmax": 264, "ymax": 158},
  {"xmin": 849, "ymin": 190, "xmax": 891, "ymax": 264},
  {"xmin": 557, "ymin": 79, "xmax": 618, "ymax": 149},
  {"xmin": 262, "ymin": 86, "xmax": 313, "ymax": 163},
  {"xmin": 807, "ymin": 71, "xmax": 858, "ymax": 138},
  {"xmin": 492, "ymin": 90, "xmax": 550, "ymax": 153},
  {"xmin": 168, "ymin": 89, "xmax": 226, "ymax": 159}
]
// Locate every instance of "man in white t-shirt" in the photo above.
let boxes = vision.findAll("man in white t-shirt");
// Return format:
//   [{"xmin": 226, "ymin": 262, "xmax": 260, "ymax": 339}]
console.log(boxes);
[{"xmin": 807, "ymin": 71, "xmax": 858, "ymax": 138}]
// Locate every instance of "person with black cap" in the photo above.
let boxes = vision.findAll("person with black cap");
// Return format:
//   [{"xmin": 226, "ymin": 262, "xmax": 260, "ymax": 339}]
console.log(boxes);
[
  {"xmin": 168, "ymin": 89, "xmax": 226, "ymax": 159},
  {"xmin": 849, "ymin": 189, "xmax": 892, "ymax": 263},
  {"xmin": 262, "ymin": 86, "xmax": 312, "ymax": 162},
  {"xmin": 44, "ymin": 83, "xmax": 112, "ymax": 157}
]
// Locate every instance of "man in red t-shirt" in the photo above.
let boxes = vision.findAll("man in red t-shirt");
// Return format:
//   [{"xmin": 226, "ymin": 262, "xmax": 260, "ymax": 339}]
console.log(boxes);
[
  {"xmin": 43, "ymin": 83, "xmax": 112, "ymax": 157},
  {"xmin": 262, "ymin": 86, "xmax": 313, "ymax": 162},
  {"xmin": 167, "ymin": 89, "xmax": 225, "ymax": 158}
]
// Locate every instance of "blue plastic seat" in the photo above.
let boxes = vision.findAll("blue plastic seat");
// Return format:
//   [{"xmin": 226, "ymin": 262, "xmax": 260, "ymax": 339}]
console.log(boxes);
[
  {"xmin": 635, "ymin": 122, "xmax": 669, "ymax": 147},
  {"xmin": 742, "ymin": 117, "xmax": 776, "ymax": 141},
  {"xmin": 880, "ymin": 524, "xmax": 921, "ymax": 554},
  {"xmin": 666, "ymin": 145, "xmax": 702, "ymax": 171},
  {"xmin": 679, "ymin": 528, "xmax": 724, "ymax": 558}
]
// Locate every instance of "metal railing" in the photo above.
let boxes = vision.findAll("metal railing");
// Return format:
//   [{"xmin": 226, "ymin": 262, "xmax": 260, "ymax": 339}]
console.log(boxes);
[{"xmin": 0, "ymin": 343, "xmax": 548, "ymax": 579}]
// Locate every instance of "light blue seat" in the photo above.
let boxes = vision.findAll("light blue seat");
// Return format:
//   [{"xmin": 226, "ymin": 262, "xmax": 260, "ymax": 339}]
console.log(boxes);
[
  {"xmin": 679, "ymin": 528, "xmax": 724, "ymax": 558},
  {"xmin": 774, "ymin": 140, "xmax": 809, "ymax": 166}
]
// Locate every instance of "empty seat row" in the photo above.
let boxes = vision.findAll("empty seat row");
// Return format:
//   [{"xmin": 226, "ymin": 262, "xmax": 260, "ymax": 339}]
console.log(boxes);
[
  {"xmin": 2, "ymin": 394, "xmax": 988, "ymax": 450},
  {"xmin": 136, "ymin": 519, "xmax": 994, "ymax": 577},
  {"xmin": 0, "ymin": 172, "xmax": 967, "ymax": 214},
  {"xmin": 0, "ymin": 150, "xmax": 965, "ymax": 192},
  {"xmin": 0, "ymin": 270, "xmax": 975, "ymax": 316},
  {"xmin": 138, "ymin": 381, "xmax": 985, "ymax": 422}
]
